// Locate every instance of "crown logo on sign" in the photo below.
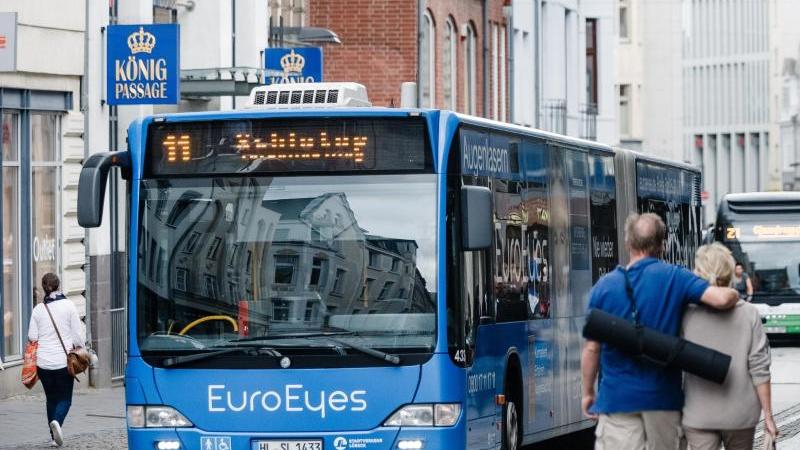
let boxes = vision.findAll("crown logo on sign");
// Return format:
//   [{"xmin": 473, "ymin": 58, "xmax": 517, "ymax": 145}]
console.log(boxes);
[
  {"xmin": 127, "ymin": 27, "xmax": 157, "ymax": 54},
  {"xmin": 280, "ymin": 50, "xmax": 305, "ymax": 74}
]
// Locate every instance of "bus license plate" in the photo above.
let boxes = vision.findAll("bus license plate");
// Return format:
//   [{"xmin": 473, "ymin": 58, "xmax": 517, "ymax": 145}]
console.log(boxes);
[
  {"xmin": 253, "ymin": 440, "xmax": 322, "ymax": 450},
  {"xmin": 766, "ymin": 326, "xmax": 787, "ymax": 333}
]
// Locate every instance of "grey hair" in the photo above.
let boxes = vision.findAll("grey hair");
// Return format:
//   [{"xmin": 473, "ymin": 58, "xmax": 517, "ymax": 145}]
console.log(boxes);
[{"xmin": 624, "ymin": 213, "xmax": 667, "ymax": 257}]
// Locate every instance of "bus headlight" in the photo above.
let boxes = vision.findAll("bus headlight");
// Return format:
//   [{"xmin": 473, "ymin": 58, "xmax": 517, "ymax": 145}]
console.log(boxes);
[
  {"xmin": 127, "ymin": 405, "xmax": 193, "ymax": 428},
  {"xmin": 384, "ymin": 404, "xmax": 461, "ymax": 427}
]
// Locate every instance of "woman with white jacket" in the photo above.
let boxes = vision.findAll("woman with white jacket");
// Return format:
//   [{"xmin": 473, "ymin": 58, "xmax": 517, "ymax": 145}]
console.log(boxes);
[{"xmin": 27, "ymin": 273, "xmax": 84, "ymax": 447}]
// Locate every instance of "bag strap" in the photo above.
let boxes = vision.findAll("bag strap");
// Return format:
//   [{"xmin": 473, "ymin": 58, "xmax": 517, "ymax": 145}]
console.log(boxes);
[
  {"xmin": 42, "ymin": 302, "xmax": 70, "ymax": 358},
  {"xmin": 621, "ymin": 267, "xmax": 640, "ymax": 325},
  {"xmin": 621, "ymin": 267, "xmax": 646, "ymax": 356}
]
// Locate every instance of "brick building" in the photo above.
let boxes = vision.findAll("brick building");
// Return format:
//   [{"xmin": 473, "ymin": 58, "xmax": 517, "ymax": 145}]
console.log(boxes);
[{"xmin": 308, "ymin": 0, "xmax": 510, "ymax": 120}]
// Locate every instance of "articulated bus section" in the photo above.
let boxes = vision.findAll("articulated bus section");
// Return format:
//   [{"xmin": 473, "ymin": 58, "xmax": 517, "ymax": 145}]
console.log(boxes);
[{"xmin": 77, "ymin": 82, "xmax": 703, "ymax": 450}]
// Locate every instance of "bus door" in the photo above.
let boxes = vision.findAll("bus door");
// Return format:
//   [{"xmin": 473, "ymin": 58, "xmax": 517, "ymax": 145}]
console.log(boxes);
[{"xmin": 521, "ymin": 138, "xmax": 556, "ymax": 435}]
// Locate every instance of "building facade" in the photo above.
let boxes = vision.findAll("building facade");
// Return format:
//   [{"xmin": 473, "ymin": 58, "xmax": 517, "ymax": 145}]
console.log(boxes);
[
  {"xmin": 683, "ymin": 0, "xmax": 772, "ymax": 224},
  {"xmin": 0, "ymin": 0, "xmax": 86, "ymax": 396},
  {"xmin": 615, "ymin": 0, "xmax": 683, "ymax": 159},
  {"xmin": 774, "ymin": 0, "xmax": 800, "ymax": 191},
  {"xmin": 511, "ymin": 0, "xmax": 616, "ymax": 143},
  {"xmin": 0, "ymin": 0, "xmax": 270, "ymax": 398},
  {"xmin": 308, "ymin": 0, "xmax": 510, "ymax": 120}
]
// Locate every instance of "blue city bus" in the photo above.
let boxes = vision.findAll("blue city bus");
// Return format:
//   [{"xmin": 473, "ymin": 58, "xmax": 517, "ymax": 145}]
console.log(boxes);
[{"xmin": 77, "ymin": 82, "xmax": 702, "ymax": 450}]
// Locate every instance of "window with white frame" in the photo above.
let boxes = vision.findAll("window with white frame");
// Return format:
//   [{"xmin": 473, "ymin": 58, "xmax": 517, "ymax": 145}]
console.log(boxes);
[
  {"xmin": 464, "ymin": 22, "xmax": 477, "ymax": 115},
  {"xmin": 491, "ymin": 23, "xmax": 499, "ymax": 120},
  {"xmin": 500, "ymin": 25, "xmax": 507, "ymax": 122},
  {"xmin": 619, "ymin": 84, "xmax": 631, "ymax": 136},
  {"xmin": 443, "ymin": 17, "xmax": 457, "ymax": 110},
  {"xmin": 420, "ymin": 11, "xmax": 436, "ymax": 108},
  {"xmin": 619, "ymin": 0, "xmax": 629, "ymax": 40}
]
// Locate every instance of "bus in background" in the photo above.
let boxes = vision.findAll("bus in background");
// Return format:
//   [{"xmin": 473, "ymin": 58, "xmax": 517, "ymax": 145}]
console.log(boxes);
[
  {"xmin": 714, "ymin": 192, "xmax": 800, "ymax": 340},
  {"xmin": 77, "ymin": 82, "xmax": 701, "ymax": 450}
]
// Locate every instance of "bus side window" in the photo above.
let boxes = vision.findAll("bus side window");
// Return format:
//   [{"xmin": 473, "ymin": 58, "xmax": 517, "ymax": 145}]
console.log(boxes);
[
  {"xmin": 589, "ymin": 154, "xmax": 618, "ymax": 283},
  {"xmin": 522, "ymin": 138, "xmax": 551, "ymax": 319},
  {"xmin": 493, "ymin": 140, "xmax": 528, "ymax": 323}
]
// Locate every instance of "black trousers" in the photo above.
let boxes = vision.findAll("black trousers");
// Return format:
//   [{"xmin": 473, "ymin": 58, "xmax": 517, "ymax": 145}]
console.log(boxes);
[{"xmin": 37, "ymin": 367, "xmax": 74, "ymax": 435}]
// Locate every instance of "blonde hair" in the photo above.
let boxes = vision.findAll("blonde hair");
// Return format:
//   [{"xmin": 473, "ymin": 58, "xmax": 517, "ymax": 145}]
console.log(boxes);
[{"xmin": 694, "ymin": 243, "xmax": 735, "ymax": 287}]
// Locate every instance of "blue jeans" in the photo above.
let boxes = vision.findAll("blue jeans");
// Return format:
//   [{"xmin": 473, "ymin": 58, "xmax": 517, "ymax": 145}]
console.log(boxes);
[{"xmin": 37, "ymin": 367, "xmax": 74, "ymax": 436}]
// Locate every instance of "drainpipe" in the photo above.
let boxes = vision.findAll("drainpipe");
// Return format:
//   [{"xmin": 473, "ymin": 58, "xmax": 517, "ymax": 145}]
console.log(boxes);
[
  {"xmin": 505, "ymin": 3, "xmax": 513, "ymax": 124},
  {"xmin": 82, "ymin": 0, "xmax": 93, "ymax": 355},
  {"xmin": 534, "ymin": 0, "xmax": 541, "ymax": 128},
  {"xmin": 232, "ymin": 0, "xmax": 237, "ymax": 109},
  {"xmin": 482, "ymin": 0, "xmax": 489, "ymax": 118},
  {"xmin": 417, "ymin": 0, "xmax": 424, "ymax": 107}
]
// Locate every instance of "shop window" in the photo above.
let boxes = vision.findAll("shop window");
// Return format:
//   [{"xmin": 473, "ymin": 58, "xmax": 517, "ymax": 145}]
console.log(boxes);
[
  {"xmin": 30, "ymin": 113, "xmax": 60, "ymax": 299},
  {"xmin": 2, "ymin": 113, "xmax": 19, "ymax": 358}
]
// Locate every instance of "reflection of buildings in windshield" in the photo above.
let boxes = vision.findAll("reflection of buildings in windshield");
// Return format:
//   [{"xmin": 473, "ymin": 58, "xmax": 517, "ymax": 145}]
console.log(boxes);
[{"xmin": 138, "ymin": 179, "xmax": 434, "ymax": 339}]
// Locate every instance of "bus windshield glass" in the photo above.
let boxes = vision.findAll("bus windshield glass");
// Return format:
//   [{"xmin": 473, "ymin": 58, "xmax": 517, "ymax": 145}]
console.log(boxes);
[
  {"xmin": 724, "ymin": 221, "xmax": 800, "ymax": 301},
  {"xmin": 136, "ymin": 174, "xmax": 438, "ymax": 367}
]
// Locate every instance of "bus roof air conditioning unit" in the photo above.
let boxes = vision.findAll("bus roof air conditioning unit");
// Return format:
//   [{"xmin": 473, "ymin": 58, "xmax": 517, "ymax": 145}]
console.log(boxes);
[{"xmin": 246, "ymin": 82, "xmax": 372, "ymax": 109}]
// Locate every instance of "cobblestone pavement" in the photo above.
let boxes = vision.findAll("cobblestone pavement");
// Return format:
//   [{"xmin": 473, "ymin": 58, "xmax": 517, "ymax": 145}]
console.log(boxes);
[
  {"xmin": 754, "ymin": 346, "xmax": 800, "ymax": 450},
  {"xmin": 0, "ymin": 387, "xmax": 125, "ymax": 449}
]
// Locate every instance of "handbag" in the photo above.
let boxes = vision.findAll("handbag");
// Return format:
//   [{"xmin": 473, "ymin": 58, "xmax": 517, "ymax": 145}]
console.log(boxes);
[
  {"xmin": 43, "ymin": 302, "xmax": 90, "ymax": 378},
  {"xmin": 21, "ymin": 341, "xmax": 39, "ymax": 389}
]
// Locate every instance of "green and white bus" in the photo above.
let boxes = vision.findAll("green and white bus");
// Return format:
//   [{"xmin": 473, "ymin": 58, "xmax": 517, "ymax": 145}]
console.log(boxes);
[{"xmin": 714, "ymin": 192, "xmax": 800, "ymax": 339}]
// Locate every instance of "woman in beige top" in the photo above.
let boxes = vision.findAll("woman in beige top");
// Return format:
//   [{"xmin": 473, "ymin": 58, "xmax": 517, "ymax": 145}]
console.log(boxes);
[{"xmin": 682, "ymin": 243, "xmax": 777, "ymax": 449}]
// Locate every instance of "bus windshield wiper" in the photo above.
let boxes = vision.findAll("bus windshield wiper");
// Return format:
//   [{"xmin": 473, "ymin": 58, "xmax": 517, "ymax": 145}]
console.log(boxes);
[
  {"xmin": 162, "ymin": 344, "xmax": 281, "ymax": 368},
  {"xmin": 321, "ymin": 336, "xmax": 400, "ymax": 365},
  {"xmin": 228, "ymin": 332, "xmax": 400, "ymax": 365}
]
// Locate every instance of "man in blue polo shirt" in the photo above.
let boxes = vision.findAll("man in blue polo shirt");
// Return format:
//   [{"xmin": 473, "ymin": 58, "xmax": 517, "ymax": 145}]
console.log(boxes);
[{"xmin": 581, "ymin": 213, "xmax": 739, "ymax": 450}]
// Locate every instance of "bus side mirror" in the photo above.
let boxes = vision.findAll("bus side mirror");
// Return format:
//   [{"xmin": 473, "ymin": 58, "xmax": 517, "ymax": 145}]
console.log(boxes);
[
  {"xmin": 78, "ymin": 152, "xmax": 131, "ymax": 228},
  {"xmin": 461, "ymin": 185, "xmax": 493, "ymax": 250}
]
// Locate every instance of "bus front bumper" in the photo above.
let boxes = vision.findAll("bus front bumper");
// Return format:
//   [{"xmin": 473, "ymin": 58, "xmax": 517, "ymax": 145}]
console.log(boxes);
[
  {"xmin": 763, "ymin": 314, "xmax": 800, "ymax": 334},
  {"xmin": 127, "ymin": 424, "xmax": 467, "ymax": 450}
]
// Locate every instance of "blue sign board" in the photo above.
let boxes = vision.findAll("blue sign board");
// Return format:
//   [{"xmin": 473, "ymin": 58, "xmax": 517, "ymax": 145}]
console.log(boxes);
[
  {"xmin": 107, "ymin": 24, "xmax": 180, "ymax": 105},
  {"xmin": 265, "ymin": 47, "xmax": 323, "ymax": 85}
]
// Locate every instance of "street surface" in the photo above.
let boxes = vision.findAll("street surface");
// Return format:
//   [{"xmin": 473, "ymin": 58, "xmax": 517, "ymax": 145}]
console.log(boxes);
[{"xmin": 0, "ymin": 347, "xmax": 798, "ymax": 449}]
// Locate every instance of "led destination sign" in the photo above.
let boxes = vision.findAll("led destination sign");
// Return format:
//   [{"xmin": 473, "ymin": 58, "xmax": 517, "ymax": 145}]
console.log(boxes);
[
  {"xmin": 146, "ymin": 117, "xmax": 430, "ymax": 176},
  {"xmin": 725, "ymin": 223, "xmax": 800, "ymax": 241}
]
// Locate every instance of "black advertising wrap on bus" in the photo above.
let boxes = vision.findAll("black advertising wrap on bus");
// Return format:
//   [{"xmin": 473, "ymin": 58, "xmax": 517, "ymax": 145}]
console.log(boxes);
[
  {"xmin": 636, "ymin": 160, "xmax": 701, "ymax": 268},
  {"xmin": 145, "ymin": 117, "xmax": 431, "ymax": 176}
]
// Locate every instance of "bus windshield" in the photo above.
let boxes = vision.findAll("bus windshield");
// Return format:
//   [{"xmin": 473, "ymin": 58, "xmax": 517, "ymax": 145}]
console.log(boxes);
[
  {"xmin": 136, "ymin": 174, "xmax": 438, "ymax": 367},
  {"xmin": 723, "ymin": 220, "xmax": 800, "ymax": 302},
  {"xmin": 732, "ymin": 240, "xmax": 800, "ymax": 301}
]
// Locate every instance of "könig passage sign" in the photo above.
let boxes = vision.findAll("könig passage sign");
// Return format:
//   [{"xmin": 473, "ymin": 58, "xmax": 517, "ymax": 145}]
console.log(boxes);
[{"xmin": 107, "ymin": 24, "xmax": 180, "ymax": 105}]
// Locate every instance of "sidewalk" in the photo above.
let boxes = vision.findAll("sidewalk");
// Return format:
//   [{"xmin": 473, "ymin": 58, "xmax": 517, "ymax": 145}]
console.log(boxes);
[{"xmin": 0, "ymin": 387, "xmax": 126, "ymax": 449}]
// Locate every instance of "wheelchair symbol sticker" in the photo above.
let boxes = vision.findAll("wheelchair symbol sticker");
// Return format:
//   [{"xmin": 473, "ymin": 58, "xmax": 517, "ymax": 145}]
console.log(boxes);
[{"xmin": 200, "ymin": 437, "xmax": 231, "ymax": 450}]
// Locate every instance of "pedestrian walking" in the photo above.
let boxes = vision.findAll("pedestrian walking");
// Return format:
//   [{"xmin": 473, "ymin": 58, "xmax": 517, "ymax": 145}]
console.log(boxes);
[
  {"xmin": 682, "ymin": 243, "xmax": 777, "ymax": 450},
  {"xmin": 27, "ymin": 273, "xmax": 85, "ymax": 447},
  {"xmin": 734, "ymin": 262, "xmax": 754, "ymax": 301},
  {"xmin": 581, "ymin": 213, "xmax": 740, "ymax": 450}
]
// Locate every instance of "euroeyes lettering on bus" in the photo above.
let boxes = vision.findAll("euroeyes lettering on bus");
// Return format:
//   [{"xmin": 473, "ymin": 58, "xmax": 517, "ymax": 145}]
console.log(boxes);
[
  {"xmin": 207, "ymin": 385, "xmax": 367, "ymax": 418},
  {"xmin": 106, "ymin": 24, "xmax": 179, "ymax": 105}
]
